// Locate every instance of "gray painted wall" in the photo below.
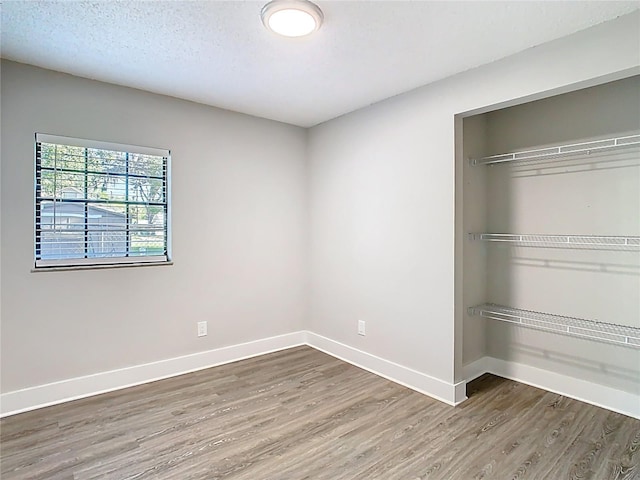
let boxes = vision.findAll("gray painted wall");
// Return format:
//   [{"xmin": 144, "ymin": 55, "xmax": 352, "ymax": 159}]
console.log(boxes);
[{"xmin": 1, "ymin": 60, "xmax": 308, "ymax": 392}]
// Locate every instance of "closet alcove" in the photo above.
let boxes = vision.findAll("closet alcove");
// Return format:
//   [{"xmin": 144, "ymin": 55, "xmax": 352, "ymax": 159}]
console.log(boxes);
[{"xmin": 456, "ymin": 75, "xmax": 640, "ymax": 406}]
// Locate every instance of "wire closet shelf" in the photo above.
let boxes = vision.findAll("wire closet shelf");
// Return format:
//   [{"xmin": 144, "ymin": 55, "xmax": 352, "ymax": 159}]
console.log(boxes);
[
  {"xmin": 469, "ymin": 134, "xmax": 640, "ymax": 166},
  {"xmin": 468, "ymin": 303, "xmax": 640, "ymax": 349},
  {"xmin": 468, "ymin": 233, "xmax": 640, "ymax": 250}
]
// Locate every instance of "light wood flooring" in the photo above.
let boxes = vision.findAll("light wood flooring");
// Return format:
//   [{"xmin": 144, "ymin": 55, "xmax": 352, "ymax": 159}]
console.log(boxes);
[{"xmin": 1, "ymin": 346, "xmax": 638, "ymax": 479}]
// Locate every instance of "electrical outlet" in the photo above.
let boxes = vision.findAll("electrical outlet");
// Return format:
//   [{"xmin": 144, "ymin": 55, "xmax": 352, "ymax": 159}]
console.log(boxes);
[
  {"xmin": 358, "ymin": 320, "xmax": 366, "ymax": 336},
  {"xmin": 197, "ymin": 321, "xmax": 208, "ymax": 337}
]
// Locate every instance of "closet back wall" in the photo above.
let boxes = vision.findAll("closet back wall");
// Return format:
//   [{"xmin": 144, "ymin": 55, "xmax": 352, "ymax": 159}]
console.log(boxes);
[
  {"xmin": 483, "ymin": 76, "xmax": 640, "ymax": 393},
  {"xmin": 0, "ymin": 60, "xmax": 308, "ymax": 394}
]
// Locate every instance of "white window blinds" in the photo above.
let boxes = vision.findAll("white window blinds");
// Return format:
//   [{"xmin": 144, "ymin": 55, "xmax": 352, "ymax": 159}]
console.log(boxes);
[{"xmin": 35, "ymin": 134, "xmax": 170, "ymax": 268}]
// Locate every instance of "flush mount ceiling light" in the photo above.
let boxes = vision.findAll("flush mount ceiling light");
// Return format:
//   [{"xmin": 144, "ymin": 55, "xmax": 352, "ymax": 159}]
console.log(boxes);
[{"xmin": 261, "ymin": 0, "xmax": 323, "ymax": 37}]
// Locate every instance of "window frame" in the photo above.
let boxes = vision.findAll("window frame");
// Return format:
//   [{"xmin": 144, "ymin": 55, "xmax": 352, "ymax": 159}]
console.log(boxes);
[{"xmin": 33, "ymin": 133, "xmax": 172, "ymax": 270}]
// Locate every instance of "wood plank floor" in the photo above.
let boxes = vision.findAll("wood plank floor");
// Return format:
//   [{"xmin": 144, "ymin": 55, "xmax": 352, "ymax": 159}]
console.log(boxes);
[{"xmin": 1, "ymin": 346, "xmax": 638, "ymax": 479}]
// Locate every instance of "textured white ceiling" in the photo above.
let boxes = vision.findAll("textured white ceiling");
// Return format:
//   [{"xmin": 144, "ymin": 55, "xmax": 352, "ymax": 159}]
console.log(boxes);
[{"xmin": 2, "ymin": 1, "xmax": 638, "ymax": 127}]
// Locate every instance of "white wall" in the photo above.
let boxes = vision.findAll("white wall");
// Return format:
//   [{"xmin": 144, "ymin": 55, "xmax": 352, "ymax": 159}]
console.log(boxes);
[
  {"xmin": 308, "ymin": 12, "xmax": 640, "ymax": 390},
  {"xmin": 0, "ymin": 61, "xmax": 308, "ymax": 393},
  {"xmin": 482, "ymin": 76, "xmax": 640, "ymax": 394}
]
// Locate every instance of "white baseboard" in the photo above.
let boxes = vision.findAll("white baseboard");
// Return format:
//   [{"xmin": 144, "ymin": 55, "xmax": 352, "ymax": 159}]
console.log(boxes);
[
  {"xmin": 462, "ymin": 356, "xmax": 639, "ymax": 420},
  {"xmin": 306, "ymin": 332, "xmax": 464, "ymax": 406},
  {"xmin": 0, "ymin": 331, "xmax": 306, "ymax": 418},
  {"xmin": 5, "ymin": 336, "xmax": 635, "ymax": 420},
  {"xmin": 462, "ymin": 356, "xmax": 490, "ymax": 383}
]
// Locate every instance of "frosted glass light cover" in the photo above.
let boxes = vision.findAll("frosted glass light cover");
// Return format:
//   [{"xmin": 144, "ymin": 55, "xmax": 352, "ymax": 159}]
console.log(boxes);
[
  {"xmin": 268, "ymin": 9, "xmax": 317, "ymax": 37},
  {"xmin": 261, "ymin": 0, "xmax": 323, "ymax": 38}
]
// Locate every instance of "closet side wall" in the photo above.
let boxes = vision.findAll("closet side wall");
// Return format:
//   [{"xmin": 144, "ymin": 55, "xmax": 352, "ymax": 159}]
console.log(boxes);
[
  {"xmin": 484, "ymin": 76, "xmax": 640, "ymax": 394},
  {"xmin": 460, "ymin": 116, "xmax": 488, "ymax": 369}
]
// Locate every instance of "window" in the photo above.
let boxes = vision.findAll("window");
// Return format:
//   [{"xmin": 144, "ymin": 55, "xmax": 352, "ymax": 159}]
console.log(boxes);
[{"xmin": 35, "ymin": 134, "xmax": 170, "ymax": 269}]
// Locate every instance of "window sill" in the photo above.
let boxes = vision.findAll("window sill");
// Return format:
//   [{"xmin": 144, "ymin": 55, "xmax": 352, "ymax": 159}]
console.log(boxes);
[{"xmin": 31, "ymin": 261, "xmax": 173, "ymax": 273}]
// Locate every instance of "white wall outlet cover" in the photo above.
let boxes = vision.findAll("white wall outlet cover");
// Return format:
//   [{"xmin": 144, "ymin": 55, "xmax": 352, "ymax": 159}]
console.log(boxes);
[
  {"xmin": 197, "ymin": 321, "xmax": 208, "ymax": 337},
  {"xmin": 358, "ymin": 320, "xmax": 366, "ymax": 336}
]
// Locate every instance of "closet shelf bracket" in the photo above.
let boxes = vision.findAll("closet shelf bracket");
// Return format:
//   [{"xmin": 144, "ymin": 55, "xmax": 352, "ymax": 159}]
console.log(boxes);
[{"xmin": 468, "ymin": 303, "xmax": 640, "ymax": 348}]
